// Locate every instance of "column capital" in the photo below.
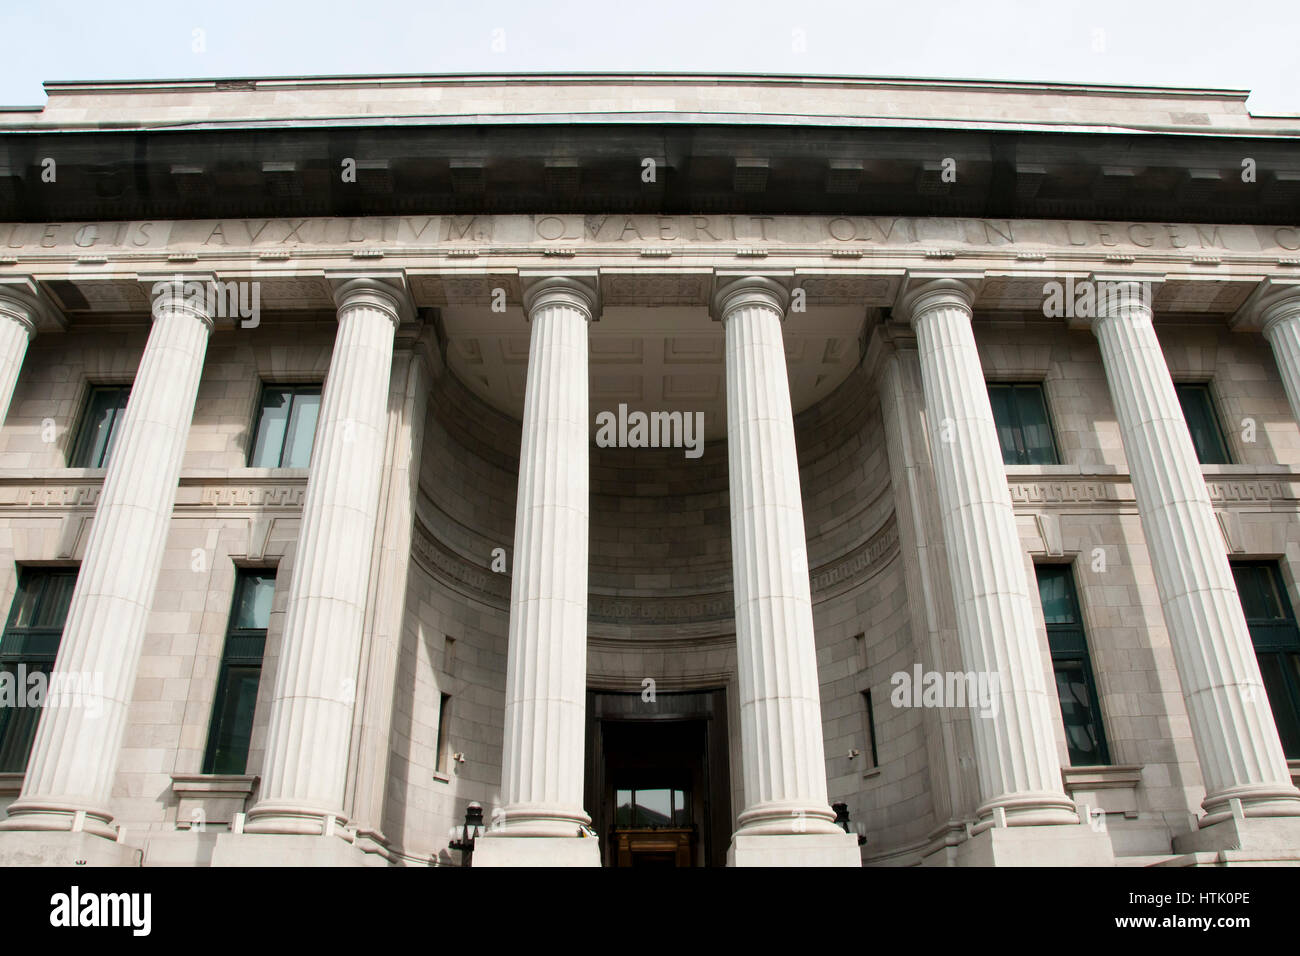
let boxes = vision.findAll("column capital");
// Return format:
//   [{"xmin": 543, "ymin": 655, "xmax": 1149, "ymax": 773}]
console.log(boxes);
[
  {"xmin": 1079, "ymin": 272, "xmax": 1162, "ymax": 334},
  {"xmin": 0, "ymin": 276, "xmax": 66, "ymax": 338},
  {"xmin": 710, "ymin": 275, "xmax": 789, "ymax": 322},
  {"xmin": 327, "ymin": 272, "xmax": 415, "ymax": 328},
  {"xmin": 520, "ymin": 274, "xmax": 600, "ymax": 321},
  {"xmin": 140, "ymin": 273, "xmax": 219, "ymax": 330},
  {"xmin": 894, "ymin": 277, "xmax": 977, "ymax": 328}
]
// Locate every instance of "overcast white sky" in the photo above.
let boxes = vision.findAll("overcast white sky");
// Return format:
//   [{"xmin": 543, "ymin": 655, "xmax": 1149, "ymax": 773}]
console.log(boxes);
[{"xmin": 2, "ymin": 0, "xmax": 1298, "ymax": 113}]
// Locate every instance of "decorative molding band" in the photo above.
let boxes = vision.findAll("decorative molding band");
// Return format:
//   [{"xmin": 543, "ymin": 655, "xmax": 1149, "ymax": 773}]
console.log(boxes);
[
  {"xmin": 1007, "ymin": 473, "xmax": 1300, "ymax": 509},
  {"xmin": 1206, "ymin": 478, "xmax": 1298, "ymax": 503},
  {"xmin": 0, "ymin": 476, "xmax": 309, "ymax": 512},
  {"xmin": 410, "ymin": 514, "xmax": 509, "ymax": 608},
  {"xmin": 184, "ymin": 480, "xmax": 307, "ymax": 509},
  {"xmin": 1007, "ymin": 478, "xmax": 1131, "ymax": 508},
  {"xmin": 589, "ymin": 591, "xmax": 733, "ymax": 625},
  {"xmin": 809, "ymin": 514, "xmax": 900, "ymax": 599},
  {"xmin": 0, "ymin": 480, "xmax": 102, "ymax": 509},
  {"xmin": 410, "ymin": 506, "xmax": 902, "ymax": 625}
]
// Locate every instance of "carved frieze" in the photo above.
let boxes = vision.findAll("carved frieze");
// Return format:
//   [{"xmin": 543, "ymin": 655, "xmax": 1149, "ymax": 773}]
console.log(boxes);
[{"xmin": 408, "ymin": 508, "xmax": 903, "ymax": 624}]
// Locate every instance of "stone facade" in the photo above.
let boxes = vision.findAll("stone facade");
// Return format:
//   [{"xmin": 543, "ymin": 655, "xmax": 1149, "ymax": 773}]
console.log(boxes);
[{"xmin": 1, "ymin": 74, "xmax": 1300, "ymax": 866}]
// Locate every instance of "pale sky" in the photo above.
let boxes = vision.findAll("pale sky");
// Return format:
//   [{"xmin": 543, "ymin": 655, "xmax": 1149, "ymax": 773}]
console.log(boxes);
[{"xmin": 3, "ymin": 0, "xmax": 1298, "ymax": 114}]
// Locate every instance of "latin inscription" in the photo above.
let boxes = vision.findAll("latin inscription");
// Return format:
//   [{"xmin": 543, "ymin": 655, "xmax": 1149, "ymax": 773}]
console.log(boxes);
[{"xmin": 2, "ymin": 215, "xmax": 1297, "ymax": 254}]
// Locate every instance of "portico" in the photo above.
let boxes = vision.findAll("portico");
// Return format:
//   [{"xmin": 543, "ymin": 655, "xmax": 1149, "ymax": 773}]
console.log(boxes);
[{"xmin": 3, "ymin": 72, "xmax": 1300, "ymax": 868}]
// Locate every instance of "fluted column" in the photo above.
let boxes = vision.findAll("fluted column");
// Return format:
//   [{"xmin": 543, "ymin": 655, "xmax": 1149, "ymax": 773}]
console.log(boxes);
[
  {"xmin": 494, "ymin": 277, "xmax": 596, "ymax": 838},
  {"xmin": 901, "ymin": 279, "xmax": 1077, "ymax": 828},
  {"xmin": 346, "ymin": 339, "xmax": 433, "ymax": 847},
  {"xmin": 1261, "ymin": 290, "xmax": 1300, "ymax": 428},
  {"xmin": 245, "ymin": 277, "xmax": 407, "ymax": 835},
  {"xmin": 1090, "ymin": 280, "xmax": 1300, "ymax": 823},
  {"xmin": 0, "ymin": 278, "xmax": 213, "ymax": 836},
  {"xmin": 0, "ymin": 288, "xmax": 36, "ymax": 428},
  {"xmin": 714, "ymin": 277, "xmax": 842, "ymax": 839}
]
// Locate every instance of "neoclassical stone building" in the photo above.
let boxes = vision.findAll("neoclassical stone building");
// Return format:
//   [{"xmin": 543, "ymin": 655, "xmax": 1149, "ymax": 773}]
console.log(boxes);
[{"xmin": 0, "ymin": 73, "xmax": 1299, "ymax": 866}]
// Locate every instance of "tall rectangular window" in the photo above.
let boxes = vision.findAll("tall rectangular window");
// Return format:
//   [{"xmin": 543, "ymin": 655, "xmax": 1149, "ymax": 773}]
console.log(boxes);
[
  {"xmin": 861, "ymin": 689, "xmax": 879, "ymax": 770},
  {"xmin": 248, "ymin": 384, "xmax": 322, "ymax": 468},
  {"xmin": 435, "ymin": 693, "xmax": 452, "ymax": 774},
  {"xmin": 0, "ymin": 568, "xmax": 76, "ymax": 772},
  {"xmin": 1175, "ymin": 382, "xmax": 1232, "ymax": 464},
  {"xmin": 69, "ymin": 385, "xmax": 130, "ymax": 467},
  {"xmin": 1232, "ymin": 562, "xmax": 1300, "ymax": 759},
  {"xmin": 1036, "ymin": 564, "xmax": 1110, "ymax": 766},
  {"xmin": 987, "ymin": 382, "xmax": 1060, "ymax": 465},
  {"xmin": 202, "ymin": 570, "xmax": 275, "ymax": 775}
]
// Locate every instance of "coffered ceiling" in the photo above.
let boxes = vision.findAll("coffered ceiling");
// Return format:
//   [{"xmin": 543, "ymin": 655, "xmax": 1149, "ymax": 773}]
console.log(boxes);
[{"xmin": 439, "ymin": 301, "xmax": 867, "ymax": 441}]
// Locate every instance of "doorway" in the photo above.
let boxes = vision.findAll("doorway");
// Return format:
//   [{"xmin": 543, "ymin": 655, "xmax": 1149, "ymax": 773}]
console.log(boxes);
[{"xmin": 585, "ymin": 689, "xmax": 731, "ymax": 867}]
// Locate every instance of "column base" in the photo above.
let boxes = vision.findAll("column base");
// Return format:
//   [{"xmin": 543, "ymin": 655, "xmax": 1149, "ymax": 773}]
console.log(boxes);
[
  {"xmin": 1199, "ymin": 784, "xmax": 1300, "ymax": 826},
  {"xmin": 954, "ymin": 823, "xmax": 1115, "ymax": 866},
  {"xmin": 1171, "ymin": 813, "xmax": 1300, "ymax": 863},
  {"xmin": 210, "ymin": 832, "xmax": 386, "ymax": 867},
  {"xmin": 471, "ymin": 834, "xmax": 602, "ymax": 867},
  {"xmin": 727, "ymin": 831, "xmax": 861, "ymax": 867},
  {"xmin": 0, "ymin": 829, "xmax": 141, "ymax": 867},
  {"xmin": 0, "ymin": 801, "xmax": 117, "ymax": 839}
]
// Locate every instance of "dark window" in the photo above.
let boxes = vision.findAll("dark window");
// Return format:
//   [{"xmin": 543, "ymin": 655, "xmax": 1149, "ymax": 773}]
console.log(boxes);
[
  {"xmin": 1175, "ymin": 383, "xmax": 1232, "ymax": 465},
  {"xmin": 69, "ymin": 386, "xmax": 130, "ymax": 467},
  {"xmin": 987, "ymin": 382, "xmax": 1060, "ymax": 465},
  {"xmin": 1037, "ymin": 564, "xmax": 1110, "ymax": 766},
  {"xmin": 861, "ymin": 689, "xmax": 879, "ymax": 769},
  {"xmin": 435, "ymin": 693, "xmax": 451, "ymax": 774},
  {"xmin": 0, "ymin": 568, "xmax": 77, "ymax": 772},
  {"xmin": 1232, "ymin": 562, "xmax": 1300, "ymax": 759},
  {"xmin": 248, "ymin": 384, "xmax": 322, "ymax": 468},
  {"xmin": 614, "ymin": 788, "xmax": 690, "ymax": 827},
  {"xmin": 202, "ymin": 571, "xmax": 275, "ymax": 774}
]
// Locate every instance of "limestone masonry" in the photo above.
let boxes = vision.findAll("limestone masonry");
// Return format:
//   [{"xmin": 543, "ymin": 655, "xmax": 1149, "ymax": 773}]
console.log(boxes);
[{"xmin": 0, "ymin": 73, "xmax": 1298, "ymax": 866}]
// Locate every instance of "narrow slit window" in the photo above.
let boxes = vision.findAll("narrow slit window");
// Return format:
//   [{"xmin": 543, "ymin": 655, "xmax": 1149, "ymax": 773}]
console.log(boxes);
[
  {"xmin": 202, "ymin": 570, "xmax": 275, "ymax": 775},
  {"xmin": 1036, "ymin": 564, "xmax": 1110, "ymax": 766}
]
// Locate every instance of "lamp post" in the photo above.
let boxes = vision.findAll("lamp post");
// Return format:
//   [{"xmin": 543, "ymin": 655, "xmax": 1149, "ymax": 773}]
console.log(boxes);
[
  {"xmin": 449, "ymin": 803, "xmax": 486, "ymax": 867},
  {"xmin": 832, "ymin": 802, "xmax": 867, "ymax": 847}
]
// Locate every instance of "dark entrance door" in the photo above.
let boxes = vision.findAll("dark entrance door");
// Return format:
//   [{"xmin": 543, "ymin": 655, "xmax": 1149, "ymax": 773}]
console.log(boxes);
[{"xmin": 585, "ymin": 689, "xmax": 731, "ymax": 867}]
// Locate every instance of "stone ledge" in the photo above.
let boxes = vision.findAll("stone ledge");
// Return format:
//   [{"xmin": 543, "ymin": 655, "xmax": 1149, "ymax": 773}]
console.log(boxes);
[
  {"xmin": 171, "ymin": 773, "xmax": 258, "ymax": 829},
  {"xmin": 1063, "ymin": 764, "xmax": 1144, "ymax": 820}
]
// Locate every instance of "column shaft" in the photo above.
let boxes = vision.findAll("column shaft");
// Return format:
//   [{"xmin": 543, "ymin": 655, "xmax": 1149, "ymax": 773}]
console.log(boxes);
[
  {"xmin": 904, "ymin": 280, "xmax": 1076, "ymax": 827},
  {"xmin": 497, "ymin": 278, "xmax": 594, "ymax": 836},
  {"xmin": 1092, "ymin": 284, "xmax": 1300, "ymax": 821},
  {"xmin": 247, "ymin": 279, "xmax": 403, "ymax": 834},
  {"xmin": 877, "ymin": 347, "xmax": 978, "ymax": 825},
  {"xmin": 717, "ymin": 277, "xmax": 840, "ymax": 835},
  {"xmin": 1, "ymin": 283, "xmax": 212, "ymax": 835},
  {"xmin": 346, "ymin": 345, "xmax": 431, "ymax": 843}
]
